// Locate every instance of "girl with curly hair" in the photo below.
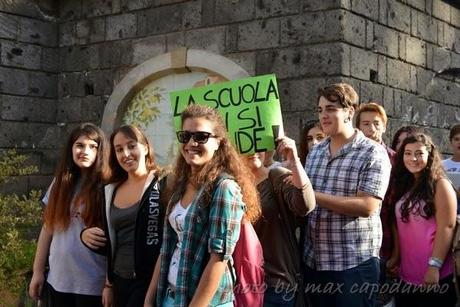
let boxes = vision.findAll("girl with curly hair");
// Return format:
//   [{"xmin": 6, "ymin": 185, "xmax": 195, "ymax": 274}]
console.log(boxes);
[
  {"xmin": 389, "ymin": 133, "xmax": 457, "ymax": 307},
  {"xmin": 144, "ymin": 104, "xmax": 260, "ymax": 307}
]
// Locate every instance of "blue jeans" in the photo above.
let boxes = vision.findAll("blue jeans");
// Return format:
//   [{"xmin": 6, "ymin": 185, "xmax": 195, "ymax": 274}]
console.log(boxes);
[
  {"xmin": 161, "ymin": 290, "xmax": 234, "ymax": 307},
  {"xmin": 263, "ymin": 286, "xmax": 296, "ymax": 307},
  {"xmin": 304, "ymin": 257, "xmax": 380, "ymax": 307},
  {"xmin": 394, "ymin": 275, "xmax": 456, "ymax": 307}
]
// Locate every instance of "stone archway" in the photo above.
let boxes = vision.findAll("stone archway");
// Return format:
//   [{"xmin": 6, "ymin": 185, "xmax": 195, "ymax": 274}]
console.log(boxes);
[{"xmin": 101, "ymin": 48, "xmax": 250, "ymax": 166}]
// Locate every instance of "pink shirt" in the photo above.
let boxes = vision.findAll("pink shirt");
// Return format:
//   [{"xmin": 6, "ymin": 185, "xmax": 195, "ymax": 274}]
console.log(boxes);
[{"xmin": 396, "ymin": 197, "xmax": 453, "ymax": 285}]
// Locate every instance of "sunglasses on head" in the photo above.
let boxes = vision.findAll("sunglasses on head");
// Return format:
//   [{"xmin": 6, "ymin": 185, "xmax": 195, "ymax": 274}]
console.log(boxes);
[{"xmin": 176, "ymin": 130, "xmax": 217, "ymax": 144}]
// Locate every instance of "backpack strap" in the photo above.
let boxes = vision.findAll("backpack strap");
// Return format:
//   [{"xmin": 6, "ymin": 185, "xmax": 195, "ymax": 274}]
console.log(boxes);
[
  {"xmin": 205, "ymin": 173, "xmax": 237, "ymax": 280},
  {"xmin": 213, "ymin": 173, "xmax": 233, "ymax": 188},
  {"xmin": 452, "ymin": 215, "xmax": 460, "ymax": 305}
]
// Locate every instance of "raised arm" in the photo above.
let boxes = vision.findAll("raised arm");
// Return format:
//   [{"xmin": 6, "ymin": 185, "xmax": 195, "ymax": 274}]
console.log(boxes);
[
  {"xmin": 276, "ymin": 136, "xmax": 315, "ymax": 215},
  {"xmin": 271, "ymin": 167, "xmax": 315, "ymax": 216},
  {"xmin": 276, "ymin": 136, "xmax": 311, "ymax": 189}
]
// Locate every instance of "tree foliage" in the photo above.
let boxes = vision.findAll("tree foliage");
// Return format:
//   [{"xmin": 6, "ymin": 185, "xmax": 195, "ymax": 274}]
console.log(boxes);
[{"xmin": 0, "ymin": 150, "xmax": 41, "ymax": 306}]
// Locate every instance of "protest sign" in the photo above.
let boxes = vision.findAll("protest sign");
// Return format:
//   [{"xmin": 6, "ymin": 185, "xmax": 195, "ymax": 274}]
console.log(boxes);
[{"xmin": 170, "ymin": 74, "xmax": 283, "ymax": 154}]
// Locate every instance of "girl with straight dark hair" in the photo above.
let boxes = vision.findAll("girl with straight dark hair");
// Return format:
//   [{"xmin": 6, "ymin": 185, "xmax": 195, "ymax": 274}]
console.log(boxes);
[
  {"xmin": 81, "ymin": 125, "xmax": 169, "ymax": 307},
  {"xmin": 29, "ymin": 123, "xmax": 109, "ymax": 306}
]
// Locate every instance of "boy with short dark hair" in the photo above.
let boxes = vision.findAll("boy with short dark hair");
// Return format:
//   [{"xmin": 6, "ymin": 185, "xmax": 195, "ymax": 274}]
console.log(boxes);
[
  {"xmin": 303, "ymin": 83, "xmax": 392, "ymax": 307},
  {"xmin": 444, "ymin": 124, "xmax": 460, "ymax": 172},
  {"xmin": 444, "ymin": 124, "xmax": 460, "ymax": 190}
]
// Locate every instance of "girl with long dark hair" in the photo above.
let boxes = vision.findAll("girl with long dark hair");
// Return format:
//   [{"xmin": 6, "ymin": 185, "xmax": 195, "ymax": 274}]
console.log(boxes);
[
  {"xmin": 389, "ymin": 133, "xmax": 457, "ymax": 306},
  {"xmin": 390, "ymin": 125, "xmax": 422, "ymax": 152},
  {"xmin": 81, "ymin": 125, "xmax": 169, "ymax": 307},
  {"xmin": 298, "ymin": 120, "xmax": 326, "ymax": 167},
  {"xmin": 29, "ymin": 123, "xmax": 109, "ymax": 306}
]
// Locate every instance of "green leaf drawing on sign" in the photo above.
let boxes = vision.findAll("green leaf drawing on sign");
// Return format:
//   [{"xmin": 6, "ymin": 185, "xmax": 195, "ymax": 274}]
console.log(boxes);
[{"xmin": 123, "ymin": 86, "xmax": 164, "ymax": 130}]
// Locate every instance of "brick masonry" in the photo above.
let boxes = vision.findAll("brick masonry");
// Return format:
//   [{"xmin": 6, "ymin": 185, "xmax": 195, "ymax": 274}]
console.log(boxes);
[{"xmin": 0, "ymin": 0, "xmax": 460, "ymax": 192}]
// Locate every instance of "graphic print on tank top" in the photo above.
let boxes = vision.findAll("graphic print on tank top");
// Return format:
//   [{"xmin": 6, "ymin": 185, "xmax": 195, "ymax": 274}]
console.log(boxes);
[{"xmin": 167, "ymin": 202, "xmax": 191, "ymax": 286}]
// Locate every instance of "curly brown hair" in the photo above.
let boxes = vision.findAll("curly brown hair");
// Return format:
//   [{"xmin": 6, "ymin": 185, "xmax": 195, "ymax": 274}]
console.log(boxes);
[
  {"xmin": 170, "ymin": 105, "xmax": 260, "ymax": 224},
  {"xmin": 391, "ymin": 133, "xmax": 446, "ymax": 222}
]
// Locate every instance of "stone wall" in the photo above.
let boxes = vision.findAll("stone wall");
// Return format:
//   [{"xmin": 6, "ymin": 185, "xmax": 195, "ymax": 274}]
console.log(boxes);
[
  {"xmin": 331, "ymin": 0, "xmax": 460, "ymax": 152},
  {"xmin": 0, "ymin": 1, "xmax": 59, "ymax": 193},
  {"xmin": 56, "ymin": 0, "xmax": 460, "ymax": 152},
  {"xmin": 1, "ymin": 0, "xmax": 459, "ymax": 191}
]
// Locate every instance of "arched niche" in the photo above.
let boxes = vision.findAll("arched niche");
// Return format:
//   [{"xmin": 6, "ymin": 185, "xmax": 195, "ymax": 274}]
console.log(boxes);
[{"xmin": 101, "ymin": 48, "xmax": 250, "ymax": 166}]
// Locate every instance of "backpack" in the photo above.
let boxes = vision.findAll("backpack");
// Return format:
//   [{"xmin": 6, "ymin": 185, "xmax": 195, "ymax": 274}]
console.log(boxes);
[
  {"xmin": 453, "ymin": 215, "xmax": 460, "ymax": 306},
  {"xmin": 451, "ymin": 180, "xmax": 460, "ymax": 306},
  {"xmin": 232, "ymin": 218, "xmax": 265, "ymax": 307},
  {"xmin": 210, "ymin": 174, "xmax": 265, "ymax": 307}
]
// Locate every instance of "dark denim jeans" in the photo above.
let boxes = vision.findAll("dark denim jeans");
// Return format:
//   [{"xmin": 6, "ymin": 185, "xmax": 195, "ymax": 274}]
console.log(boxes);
[
  {"xmin": 113, "ymin": 274, "xmax": 149, "ymax": 307},
  {"xmin": 394, "ymin": 275, "xmax": 456, "ymax": 307},
  {"xmin": 263, "ymin": 286, "xmax": 296, "ymax": 307},
  {"xmin": 47, "ymin": 282, "xmax": 102, "ymax": 307},
  {"xmin": 304, "ymin": 257, "xmax": 380, "ymax": 307}
]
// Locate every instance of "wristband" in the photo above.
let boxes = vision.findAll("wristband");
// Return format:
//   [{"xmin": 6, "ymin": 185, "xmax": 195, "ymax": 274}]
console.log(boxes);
[{"xmin": 428, "ymin": 257, "xmax": 443, "ymax": 269}]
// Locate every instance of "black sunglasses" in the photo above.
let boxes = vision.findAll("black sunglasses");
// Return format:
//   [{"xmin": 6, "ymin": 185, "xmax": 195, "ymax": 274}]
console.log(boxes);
[{"xmin": 176, "ymin": 131, "xmax": 217, "ymax": 144}]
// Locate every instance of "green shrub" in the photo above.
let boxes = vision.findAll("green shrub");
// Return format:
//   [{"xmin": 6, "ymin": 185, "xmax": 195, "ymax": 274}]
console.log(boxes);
[{"xmin": 0, "ymin": 150, "xmax": 41, "ymax": 306}]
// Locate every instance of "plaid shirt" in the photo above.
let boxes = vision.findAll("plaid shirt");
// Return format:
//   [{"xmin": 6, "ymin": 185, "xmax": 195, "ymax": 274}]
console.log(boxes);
[
  {"xmin": 304, "ymin": 130, "xmax": 391, "ymax": 271},
  {"xmin": 157, "ymin": 178, "xmax": 244, "ymax": 307}
]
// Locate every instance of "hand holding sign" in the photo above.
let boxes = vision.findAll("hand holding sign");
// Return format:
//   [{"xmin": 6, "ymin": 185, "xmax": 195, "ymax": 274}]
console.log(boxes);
[
  {"xmin": 277, "ymin": 135, "xmax": 312, "ymax": 191},
  {"xmin": 276, "ymin": 136, "xmax": 299, "ymax": 168}
]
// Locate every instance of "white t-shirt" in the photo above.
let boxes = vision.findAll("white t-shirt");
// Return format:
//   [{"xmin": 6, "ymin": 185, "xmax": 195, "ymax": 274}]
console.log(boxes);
[
  {"xmin": 443, "ymin": 159, "xmax": 460, "ymax": 189},
  {"xmin": 44, "ymin": 183, "xmax": 106, "ymax": 295},
  {"xmin": 443, "ymin": 158, "xmax": 460, "ymax": 172},
  {"xmin": 167, "ymin": 201, "xmax": 190, "ymax": 287}
]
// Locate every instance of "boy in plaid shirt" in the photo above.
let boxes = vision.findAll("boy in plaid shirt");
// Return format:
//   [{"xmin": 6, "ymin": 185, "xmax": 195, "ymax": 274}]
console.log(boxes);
[{"xmin": 303, "ymin": 84, "xmax": 391, "ymax": 307}]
